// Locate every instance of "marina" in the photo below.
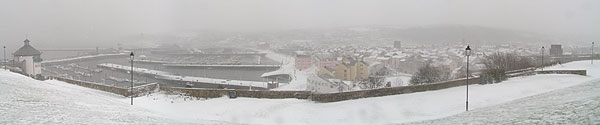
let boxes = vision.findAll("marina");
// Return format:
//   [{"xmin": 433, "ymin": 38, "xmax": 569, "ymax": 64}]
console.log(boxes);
[{"xmin": 40, "ymin": 49, "xmax": 286, "ymax": 89}]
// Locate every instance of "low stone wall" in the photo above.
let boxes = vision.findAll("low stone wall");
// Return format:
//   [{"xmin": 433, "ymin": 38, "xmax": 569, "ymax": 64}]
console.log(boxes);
[
  {"xmin": 501, "ymin": 68, "xmax": 538, "ymax": 78},
  {"xmin": 54, "ymin": 77, "xmax": 129, "ymax": 96},
  {"xmin": 236, "ymin": 90, "xmax": 311, "ymax": 99},
  {"xmin": 48, "ymin": 69, "xmax": 587, "ymax": 102},
  {"xmin": 537, "ymin": 70, "xmax": 587, "ymax": 76},
  {"xmin": 132, "ymin": 83, "xmax": 160, "ymax": 97},
  {"xmin": 161, "ymin": 87, "xmax": 311, "ymax": 99},
  {"xmin": 54, "ymin": 77, "xmax": 159, "ymax": 97},
  {"xmin": 160, "ymin": 87, "xmax": 232, "ymax": 98},
  {"xmin": 311, "ymin": 77, "xmax": 481, "ymax": 102}
]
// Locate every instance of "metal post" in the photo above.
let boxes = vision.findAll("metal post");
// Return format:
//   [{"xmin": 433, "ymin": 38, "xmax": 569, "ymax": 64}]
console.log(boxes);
[
  {"xmin": 130, "ymin": 52, "xmax": 134, "ymax": 105},
  {"xmin": 465, "ymin": 45, "xmax": 471, "ymax": 111},
  {"xmin": 466, "ymin": 54, "xmax": 469, "ymax": 111},
  {"xmin": 3, "ymin": 46, "xmax": 6, "ymax": 70},
  {"xmin": 541, "ymin": 46, "xmax": 545, "ymax": 71},
  {"xmin": 593, "ymin": 42, "xmax": 595, "ymax": 64}
]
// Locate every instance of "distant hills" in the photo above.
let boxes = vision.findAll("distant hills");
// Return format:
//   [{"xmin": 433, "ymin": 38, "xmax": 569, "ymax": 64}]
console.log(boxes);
[{"xmin": 132, "ymin": 25, "xmax": 566, "ymax": 48}]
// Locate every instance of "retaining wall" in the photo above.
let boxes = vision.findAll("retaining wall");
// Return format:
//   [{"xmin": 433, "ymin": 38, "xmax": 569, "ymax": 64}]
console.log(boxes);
[
  {"xmin": 311, "ymin": 77, "xmax": 481, "ymax": 102},
  {"xmin": 54, "ymin": 77, "xmax": 159, "ymax": 97},
  {"xmin": 161, "ymin": 87, "xmax": 311, "ymax": 99},
  {"xmin": 52, "ymin": 69, "xmax": 587, "ymax": 102},
  {"xmin": 536, "ymin": 70, "xmax": 587, "ymax": 76},
  {"xmin": 160, "ymin": 69, "xmax": 586, "ymax": 102}
]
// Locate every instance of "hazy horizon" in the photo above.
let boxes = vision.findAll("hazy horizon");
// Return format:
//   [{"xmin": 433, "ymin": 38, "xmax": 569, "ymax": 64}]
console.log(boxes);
[{"xmin": 1, "ymin": 0, "xmax": 598, "ymax": 50}]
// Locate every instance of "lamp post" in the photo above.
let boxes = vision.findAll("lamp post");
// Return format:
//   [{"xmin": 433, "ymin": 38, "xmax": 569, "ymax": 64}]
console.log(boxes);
[
  {"xmin": 541, "ymin": 46, "xmax": 545, "ymax": 71},
  {"xmin": 3, "ymin": 46, "xmax": 6, "ymax": 70},
  {"xmin": 465, "ymin": 45, "xmax": 471, "ymax": 111},
  {"xmin": 593, "ymin": 42, "xmax": 595, "ymax": 64},
  {"xmin": 130, "ymin": 52, "xmax": 134, "ymax": 105}
]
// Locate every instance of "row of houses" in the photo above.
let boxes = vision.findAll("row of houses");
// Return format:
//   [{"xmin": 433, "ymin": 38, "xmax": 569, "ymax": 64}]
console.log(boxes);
[{"xmin": 293, "ymin": 51, "xmax": 374, "ymax": 93}]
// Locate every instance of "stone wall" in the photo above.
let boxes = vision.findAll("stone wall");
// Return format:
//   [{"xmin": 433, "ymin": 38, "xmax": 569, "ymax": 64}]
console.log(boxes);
[
  {"xmin": 131, "ymin": 82, "xmax": 160, "ymax": 97},
  {"xmin": 536, "ymin": 70, "xmax": 587, "ymax": 76},
  {"xmin": 45, "ymin": 69, "xmax": 588, "ymax": 102},
  {"xmin": 236, "ymin": 90, "xmax": 311, "ymax": 99},
  {"xmin": 54, "ymin": 77, "xmax": 159, "ymax": 97},
  {"xmin": 311, "ymin": 77, "xmax": 481, "ymax": 102},
  {"xmin": 161, "ymin": 87, "xmax": 311, "ymax": 99},
  {"xmin": 160, "ymin": 76, "xmax": 483, "ymax": 102}
]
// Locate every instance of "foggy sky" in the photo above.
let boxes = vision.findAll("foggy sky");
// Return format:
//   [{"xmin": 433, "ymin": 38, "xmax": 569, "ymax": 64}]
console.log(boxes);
[{"xmin": 0, "ymin": 0, "xmax": 598, "ymax": 51}]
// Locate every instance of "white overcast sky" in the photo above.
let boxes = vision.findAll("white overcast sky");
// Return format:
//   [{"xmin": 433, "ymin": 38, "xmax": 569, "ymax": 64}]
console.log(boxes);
[{"xmin": 0, "ymin": 0, "xmax": 598, "ymax": 49}]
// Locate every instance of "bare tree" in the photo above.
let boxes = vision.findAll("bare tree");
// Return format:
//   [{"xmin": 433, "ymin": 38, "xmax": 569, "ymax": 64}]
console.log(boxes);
[
  {"xmin": 480, "ymin": 52, "xmax": 533, "ymax": 84},
  {"xmin": 409, "ymin": 62, "xmax": 451, "ymax": 85},
  {"xmin": 359, "ymin": 70, "xmax": 388, "ymax": 89}
]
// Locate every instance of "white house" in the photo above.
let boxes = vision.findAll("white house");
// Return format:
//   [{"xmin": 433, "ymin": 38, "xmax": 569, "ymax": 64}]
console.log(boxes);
[
  {"xmin": 13, "ymin": 39, "xmax": 42, "ymax": 76},
  {"xmin": 307, "ymin": 74, "xmax": 350, "ymax": 93}
]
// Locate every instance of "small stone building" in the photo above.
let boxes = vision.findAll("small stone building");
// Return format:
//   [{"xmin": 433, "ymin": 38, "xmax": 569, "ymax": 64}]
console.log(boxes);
[{"xmin": 13, "ymin": 39, "xmax": 42, "ymax": 76}]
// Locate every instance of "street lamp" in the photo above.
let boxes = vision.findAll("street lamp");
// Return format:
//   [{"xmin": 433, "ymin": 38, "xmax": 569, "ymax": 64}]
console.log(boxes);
[
  {"xmin": 130, "ymin": 52, "xmax": 134, "ymax": 105},
  {"xmin": 3, "ymin": 46, "xmax": 6, "ymax": 70},
  {"xmin": 465, "ymin": 45, "xmax": 471, "ymax": 111},
  {"xmin": 541, "ymin": 46, "xmax": 545, "ymax": 71}
]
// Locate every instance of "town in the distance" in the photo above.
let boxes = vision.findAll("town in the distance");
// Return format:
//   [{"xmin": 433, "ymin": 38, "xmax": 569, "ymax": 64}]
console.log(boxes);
[
  {"xmin": 3, "ymin": 35, "xmax": 594, "ymax": 93},
  {"xmin": 1, "ymin": 0, "xmax": 599, "ymax": 124},
  {"xmin": 1, "ymin": 27, "xmax": 598, "ymax": 124}
]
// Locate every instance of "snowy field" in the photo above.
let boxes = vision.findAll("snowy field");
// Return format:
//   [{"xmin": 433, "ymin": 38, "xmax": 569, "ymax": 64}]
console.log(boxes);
[
  {"xmin": 1, "ymin": 60, "xmax": 598, "ymax": 124},
  {"xmin": 126, "ymin": 60, "xmax": 600, "ymax": 124},
  {"xmin": 0, "ymin": 70, "xmax": 190, "ymax": 124},
  {"xmin": 411, "ymin": 60, "xmax": 600, "ymax": 124}
]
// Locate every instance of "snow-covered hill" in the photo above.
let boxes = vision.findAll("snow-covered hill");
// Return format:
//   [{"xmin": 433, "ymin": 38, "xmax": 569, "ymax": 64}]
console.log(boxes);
[
  {"xmin": 411, "ymin": 60, "xmax": 600, "ymax": 124},
  {"xmin": 0, "ymin": 70, "xmax": 195, "ymax": 124},
  {"xmin": 1, "ymin": 60, "xmax": 598, "ymax": 124},
  {"xmin": 132, "ymin": 60, "xmax": 599, "ymax": 124}
]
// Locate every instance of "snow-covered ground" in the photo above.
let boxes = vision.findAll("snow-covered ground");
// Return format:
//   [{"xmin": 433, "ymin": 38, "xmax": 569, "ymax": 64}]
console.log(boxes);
[
  {"xmin": 2, "ymin": 60, "xmax": 598, "ymax": 124},
  {"xmin": 386, "ymin": 72, "xmax": 413, "ymax": 87},
  {"xmin": 0, "ymin": 69, "xmax": 188, "ymax": 124},
  {"xmin": 131, "ymin": 60, "xmax": 600, "ymax": 124},
  {"xmin": 411, "ymin": 60, "xmax": 600, "ymax": 124},
  {"xmin": 256, "ymin": 49, "xmax": 311, "ymax": 91},
  {"xmin": 272, "ymin": 66, "xmax": 314, "ymax": 91}
]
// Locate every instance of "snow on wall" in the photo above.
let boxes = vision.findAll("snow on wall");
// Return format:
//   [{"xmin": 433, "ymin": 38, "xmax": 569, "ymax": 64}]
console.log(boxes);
[{"xmin": 53, "ymin": 77, "xmax": 159, "ymax": 97}]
